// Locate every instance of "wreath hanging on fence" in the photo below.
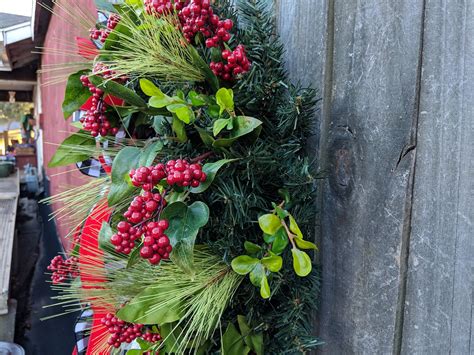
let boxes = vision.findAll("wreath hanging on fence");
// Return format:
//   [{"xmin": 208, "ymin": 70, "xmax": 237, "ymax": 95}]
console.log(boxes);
[{"xmin": 45, "ymin": 0, "xmax": 320, "ymax": 353}]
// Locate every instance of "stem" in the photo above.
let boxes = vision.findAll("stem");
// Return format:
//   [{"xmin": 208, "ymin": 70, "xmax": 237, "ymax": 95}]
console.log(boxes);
[
  {"xmin": 191, "ymin": 151, "xmax": 213, "ymax": 163},
  {"xmin": 281, "ymin": 219, "xmax": 296, "ymax": 249}
]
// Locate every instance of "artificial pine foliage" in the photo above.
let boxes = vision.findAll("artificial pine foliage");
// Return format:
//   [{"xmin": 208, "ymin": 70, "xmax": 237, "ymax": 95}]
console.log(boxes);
[{"xmin": 45, "ymin": 0, "xmax": 321, "ymax": 353}]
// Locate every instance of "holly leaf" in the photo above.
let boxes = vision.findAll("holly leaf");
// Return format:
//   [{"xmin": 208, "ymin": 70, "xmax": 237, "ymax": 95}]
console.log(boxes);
[
  {"xmin": 237, "ymin": 315, "xmax": 264, "ymax": 355},
  {"xmin": 117, "ymin": 284, "xmax": 184, "ymax": 324},
  {"xmin": 190, "ymin": 159, "xmax": 237, "ymax": 194},
  {"xmin": 213, "ymin": 118, "xmax": 230, "ymax": 136},
  {"xmin": 261, "ymin": 255, "xmax": 283, "ymax": 273},
  {"xmin": 258, "ymin": 214, "xmax": 281, "ymax": 235},
  {"xmin": 195, "ymin": 126, "xmax": 215, "ymax": 147},
  {"xmin": 161, "ymin": 201, "xmax": 210, "ymax": 275},
  {"xmin": 231, "ymin": 255, "xmax": 259, "ymax": 275},
  {"xmin": 291, "ymin": 248, "xmax": 312, "ymax": 277},
  {"xmin": 108, "ymin": 147, "xmax": 140, "ymax": 206},
  {"xmin": 62, "ymin": 70, "xmax": 91, "ymax": 118},
  {"xmin": 89, "ymin": 75, "xmax": 146, "ymax": 108},
  {"xmin": 271, "ymin": 227, "xmax": 289, "ymax": 255},
  {"xmin": 48, "ymin": 130, "xmax": 95, "ymax": 167},
  {"xmin": 222, "ymin": 323, "xmax": 250, "ymax": 355},
  {"xmin": 213, "ymin": 116, "xmax": 263, "ymax": 148}
]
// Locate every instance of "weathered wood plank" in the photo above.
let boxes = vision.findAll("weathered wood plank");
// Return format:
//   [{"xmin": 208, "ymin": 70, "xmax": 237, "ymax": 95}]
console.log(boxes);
[
  {"xmin": 0, "ymin": 171, "xmax": 19, "ymax": 315},
  {"xmin": 316, "ymin": 1, "xmax": 425, "ymax": 353},
  {"xmin": 401, "ymin": 1, "xmax": 474, "ymax": 354},
  {"xmin": 278, "ymin": 0, "xmax": 425, "ymax": 353}
]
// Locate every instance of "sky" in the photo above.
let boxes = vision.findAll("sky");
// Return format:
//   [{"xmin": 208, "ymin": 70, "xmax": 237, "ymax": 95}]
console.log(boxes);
[{"xmin": 0, "ymin": 0, "xmax": 33, "ymax": 17}]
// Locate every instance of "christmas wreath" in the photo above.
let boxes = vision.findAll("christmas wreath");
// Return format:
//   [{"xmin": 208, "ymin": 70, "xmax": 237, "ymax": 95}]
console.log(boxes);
[{"xmin": 45, "ymin": 0, "xmax": 320, "ymax": 353}]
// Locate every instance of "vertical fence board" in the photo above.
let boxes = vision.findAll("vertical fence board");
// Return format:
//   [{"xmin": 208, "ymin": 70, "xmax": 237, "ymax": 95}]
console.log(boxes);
[
  {"xmin": 401, "ymin": 1, "xmax": 474, "ymax": 354},
  {"xmin": 317, "ymin": 1, "xmax": 424, "ymax": 353}
]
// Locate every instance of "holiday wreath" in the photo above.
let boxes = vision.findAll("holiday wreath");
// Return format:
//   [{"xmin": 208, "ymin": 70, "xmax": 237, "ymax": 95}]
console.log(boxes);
[{"xmin": 45, "ymin": 0, "xmax": 320, "ymax": 353}]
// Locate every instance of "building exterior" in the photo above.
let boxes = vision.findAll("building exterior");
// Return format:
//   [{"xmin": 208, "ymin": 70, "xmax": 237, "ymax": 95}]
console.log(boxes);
[{"xmin": 37, "ymin": 0, "xmax": 96, "ymax": 246}]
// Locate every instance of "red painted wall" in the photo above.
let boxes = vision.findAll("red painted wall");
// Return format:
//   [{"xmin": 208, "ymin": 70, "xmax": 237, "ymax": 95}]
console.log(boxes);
[{"xmin": 40, "ymin": 0, "xmax": 97, "ymax": 249}]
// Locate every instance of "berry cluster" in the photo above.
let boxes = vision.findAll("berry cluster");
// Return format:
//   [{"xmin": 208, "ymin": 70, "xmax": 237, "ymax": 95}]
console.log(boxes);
[
  {"xmin": 102, "ymin": 313, "xmax": 162, "ymax": 349},
  {"xmin": 89, "ymin": 13, "xmax": 120, "ymax": 43},
  {"xmin": 79, "ymin": 75, "xmax": 118, "ymax": 137},
  {"xmin": 116, "ymin": 160, "xmax": 206, "ymax": 264},
  {"xmin": 123, "ymin": 192, "xmax": 165, "ymax": 225},
  {"xmin": 180, "ymin": 0, "xmax": 232, "ymax": 47},
  {"xmin": 140, "ymin": 220, "xmax": 172, "ymax": 264},
  {"xmin": 142, "ymin": 331, "xmax": 162, "ymax": 343},
  {"xmin": 47, "ymin": 256, "xmax": 79, "ymax": 284},
  {"xmin": 144, "ymin": 0, "xmax": 188, "ymax": 16},
  {"xmin": 210, "ymin": 44, "xmax": 250, "ymax": 80},
  {"xmin": 165, "ymin": 159, "xmax": 206, "ymax": 187},
  {"xmin": 130, "ymin": 165, "xmax": 167, "ymax": 191},
  {"xmin": 110, "ymin": 221, "xmax": 143, "ymax": 255}
]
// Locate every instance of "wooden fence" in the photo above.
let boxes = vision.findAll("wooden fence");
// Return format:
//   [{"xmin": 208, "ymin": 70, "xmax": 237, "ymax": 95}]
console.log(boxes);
[{"xmin": 276, "ymin": 0, "xmax": 473, "ymax": 353}]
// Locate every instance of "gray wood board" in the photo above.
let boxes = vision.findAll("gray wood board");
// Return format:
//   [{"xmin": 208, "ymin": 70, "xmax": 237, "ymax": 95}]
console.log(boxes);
[
  {"xmin": 401, "ymin": 0, "xmax": 474, "ymax": 354},
  {"xmin": 277, "ymin": 0, "xmax": 426, "ymax": 353}
]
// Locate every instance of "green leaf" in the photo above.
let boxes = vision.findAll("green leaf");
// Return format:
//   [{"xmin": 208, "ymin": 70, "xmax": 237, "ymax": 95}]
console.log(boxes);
[
  {"xmin": 261, "ymin": 255, "xmax": 283, "ymax": 272},
  {"xmin": 89, "ymin": 75, "xmax": 147, "ymax": 108},
  {"xmin": 139, "ymin": 79, "xmax": 163, "ymax": 97},
  {"xmin": 117, "ymin": 284, "xmax": 184, "ymax": 324},
  {"xmin": 161, "ymin": 201, "xmax": 210, "ymax": 275},
  {"xmin": 126, "ymin": 350, "xmax": 143, "ymax": 355},
  {"xmin": 259, "ymin": 273, "xmax": 270, "ymax": 299},
  {"xmin": 216, "ymin": 88, "xmax": 234, "ymax": 116},
  {"xmin": 263, "ymin": 233, "xmax": 275, "ymax": 243},
  {"xmin": 168, "ymin": 105, "xmax": 194, "ymax": 124},
  {"xmin": 188, "ymin": 91, "xmax": 207, "ymax": 106},
  {"xmin": 62, "ymin": 70, "xmax": 91, "ymax": 118},
  {"xmin": 196, "ymin": 126, "xmax": 215, "ymax": 147},
  {"xmin": 108, "ymin": 147, "xmax": 141, "ymax": 206},
  {"xmin": 237, "ymin": 315, "xmax": 264, "ymax": 355},
  {"xmin": 138, "ymin": 140, "xmax": 163, "ymax": 167},
  {"xmin": 294, "ymin": 237, "xmax": 318, "ymax": 250},
  {"xmin": 172, "ymin": 117, "xmax": 188, "ymax": 142},
  {"xmin": 271, "ymin": 227, "xmax": 289, "ymax": 255},
  {"xmin": 291, "ymin": 248, "xmax": 312, "ymax": 277},
  {"xmin": 208, "ymin": 104, "xmax": 220, "ymax": 118},
  {"xmin": 189, "ymin": 45, "xmax": 219, "ymax": 92},
  {"xmin": 231, "ymin": 255, "xmax": 259, "ymax": 275},
  {"xmin": 258, "ymin": 214, "xmax": 281, "ymax": 235},
  {"xmin": 98, "ymin": 222, "xmax": 115, "ymax": 254},
  {"xmin": 244, "ymin": 241, "xmax": 262, "ymax": 254},
  {"xmin": 222, "ymin": 323, "xmax": 250, "ymax": 355},
  {"xmin": 190, "ymin": 159, "xmax": 237, "ymax": 194},
  {"xmin": 213, "ymin": 118, "xmax": 230, "ymax": 136},
  {"xmin": 289, "ymin": 215, "xmax": 303, "ymax": 238},
  {"xmin": 249, "ymin": 263, "xmax": 264, "ymax": 287},
  {"xmin": 48, "ymin": 130, "xmax": 95, "ymax": 167},
  {"xmin": 274, "ymin": 206, "xmax": 289, "ymax": 219},
  {"xmin": 215, "ymin": 88, "xmax": 234, "ymax": 115},
  {"xmin": 126, "ymin": 244, "xmax": 142, "ymax": 268},
  {"xmin": 160, "ymin": 322, "xmax": 182, "ymax": 354},
  {"xmin": 213, "ymin": 116, "xmax": 263, "ymax": 148},
  {"xmin": 149, "ymin": 96, "xmax": 172, "ymax": 108}
]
